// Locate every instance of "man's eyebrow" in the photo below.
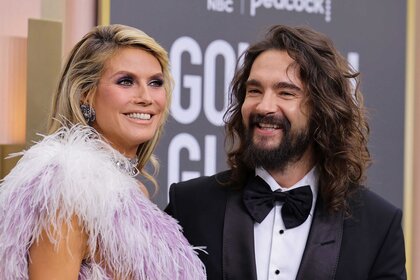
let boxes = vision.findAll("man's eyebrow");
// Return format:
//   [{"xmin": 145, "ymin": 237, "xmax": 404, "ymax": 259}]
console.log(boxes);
[
  {"xmin": 246, "ymin": 79, "xmax": 301, "ymax": 92},
  {"xmin": 273, "ymin": 81, "xmax": 301, "ymax": 91},
  {"xmin": 245, "ymin": 79, "xmax": 262, "ymax": 87}
]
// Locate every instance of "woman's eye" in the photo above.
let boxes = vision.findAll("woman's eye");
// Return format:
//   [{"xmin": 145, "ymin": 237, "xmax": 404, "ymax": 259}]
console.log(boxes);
[
  {"xmin": 117, "ymin": 77, "xmax": 134, "ymax": 86},
  {"xmin": 149, "ymin": 79, "xmax": 164, "ymax": 87}
]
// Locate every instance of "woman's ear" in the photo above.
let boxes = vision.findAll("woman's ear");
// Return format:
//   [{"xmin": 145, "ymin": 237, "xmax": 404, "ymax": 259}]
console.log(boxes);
[
  {"xmin": 80, "ymin": 93, "xmax": 88, "ymax": 105},
  {"xmin": 80, "ymin": 90, "xmax": 94, "ymax": 105}
]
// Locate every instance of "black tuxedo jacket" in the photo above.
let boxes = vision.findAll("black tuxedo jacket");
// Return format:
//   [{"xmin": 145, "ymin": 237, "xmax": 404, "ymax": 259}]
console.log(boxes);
[{"xmin": 165, "ymin": 171, "xmax": 406, "ymax": 280}]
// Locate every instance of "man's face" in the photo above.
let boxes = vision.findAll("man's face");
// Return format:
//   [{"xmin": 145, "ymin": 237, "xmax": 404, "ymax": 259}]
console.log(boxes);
[{"xmin": 241, "ymin": 49, "xmax": 312, "ymax": 171}]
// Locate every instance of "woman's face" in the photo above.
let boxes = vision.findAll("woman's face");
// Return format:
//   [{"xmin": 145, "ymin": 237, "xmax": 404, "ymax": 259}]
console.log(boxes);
[{"xmin": 92, "ymin": 47, "xmax": 167, "ymax": 158}]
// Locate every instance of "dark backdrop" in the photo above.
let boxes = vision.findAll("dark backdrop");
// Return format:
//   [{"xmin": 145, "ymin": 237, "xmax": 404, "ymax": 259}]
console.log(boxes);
[{"xmin": 110, "ymin": 0, "xmax": 406, "ymax": 210}]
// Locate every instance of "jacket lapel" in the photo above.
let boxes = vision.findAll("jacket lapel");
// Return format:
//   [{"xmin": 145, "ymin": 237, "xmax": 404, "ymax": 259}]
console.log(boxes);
[
  {"xmin": 222, "ymin": 189, "xmax": 258, "ymax": 280},
  {"xmin": 296, "ymin": 197, "xmax": 344, "ymax": 280}
]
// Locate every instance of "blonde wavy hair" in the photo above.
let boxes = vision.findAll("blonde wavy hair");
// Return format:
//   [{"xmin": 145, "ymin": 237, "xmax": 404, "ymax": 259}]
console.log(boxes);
[{"xmin": 48, "ymin": 24, "xmax": 173, "ymax": 190}]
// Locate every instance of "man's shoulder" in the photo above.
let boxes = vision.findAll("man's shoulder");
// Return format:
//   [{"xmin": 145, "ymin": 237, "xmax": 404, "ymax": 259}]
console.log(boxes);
[
  {"xmin": 166, "ymin": 170, "xmax": 234, "ymax": 215},
  {"xmin": 170, "ymin": 170, "xmax": 233, "ymax": 192},
  {"xmin": 347, "ymin": 187, "xmax": 402, "ymax": 222}
]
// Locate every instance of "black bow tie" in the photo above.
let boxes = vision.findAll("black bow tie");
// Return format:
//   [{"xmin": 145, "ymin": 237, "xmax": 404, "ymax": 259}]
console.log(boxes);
[{"xmin": 243, "ymin": 176, "xmax": 313, "ymax": 229}]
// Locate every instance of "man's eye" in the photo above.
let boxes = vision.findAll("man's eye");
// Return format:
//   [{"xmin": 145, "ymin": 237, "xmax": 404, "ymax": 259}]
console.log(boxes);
[
  {"xmin": 280, "ymin": 91, "xmax": 295, "ymax": 97},
  {"xmin": 117, "ymin": 77, "xmax": 134, "ymax": 86},
  {"xmin": 149, "ymin": 79, "xmax": 164, "ymax": 87},
  {"xmin": 247, "ymin": 88, "xmax": 261, "ymax": 94}
]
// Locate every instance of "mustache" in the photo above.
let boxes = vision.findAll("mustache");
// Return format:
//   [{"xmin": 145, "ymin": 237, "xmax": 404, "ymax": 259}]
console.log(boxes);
[{"xmin": 249, "ymin": 114, "xmax": 291, "ymax": 130}]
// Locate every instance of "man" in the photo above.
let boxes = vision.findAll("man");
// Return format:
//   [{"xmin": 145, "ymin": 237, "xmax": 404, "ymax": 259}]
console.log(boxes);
[{"xmin": 165, "ymin": 25, "xmax": 406, "ymax": 280}]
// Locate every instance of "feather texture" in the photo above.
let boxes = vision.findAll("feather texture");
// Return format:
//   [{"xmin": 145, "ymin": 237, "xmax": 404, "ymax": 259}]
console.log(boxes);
[{"xmin": 0, "ymin": 125, "xmax": 206, "ymax": 280}]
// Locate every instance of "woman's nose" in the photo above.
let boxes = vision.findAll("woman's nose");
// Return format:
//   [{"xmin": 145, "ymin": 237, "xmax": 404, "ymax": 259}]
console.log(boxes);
[{"xmin": 134, "ymin": 84, "xmax": 152, "ymax": 105}]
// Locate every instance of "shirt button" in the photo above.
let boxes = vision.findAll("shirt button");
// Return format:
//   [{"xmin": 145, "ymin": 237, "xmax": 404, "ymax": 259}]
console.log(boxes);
[
  {"xmin": 279, "ymin": 229, "xmax": 284, "ymax": 234},
  {"xmin": 275, "ymin": 269, "xmax": 280, "ymax": 275}
]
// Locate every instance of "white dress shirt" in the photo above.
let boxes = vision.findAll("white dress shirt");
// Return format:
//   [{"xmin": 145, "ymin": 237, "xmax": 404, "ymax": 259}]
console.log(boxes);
[{"xmin": 254, "ymin": 167, "xmax": 319, "ymax": 280}]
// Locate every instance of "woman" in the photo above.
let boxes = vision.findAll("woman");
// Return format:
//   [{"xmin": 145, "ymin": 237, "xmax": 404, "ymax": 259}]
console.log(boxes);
[{"xmin": 0, "ymin": 24, "xmax": 206, "ymax": 279}]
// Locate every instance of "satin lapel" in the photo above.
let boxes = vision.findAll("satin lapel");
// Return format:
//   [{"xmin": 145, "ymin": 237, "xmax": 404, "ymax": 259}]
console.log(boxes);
[
  {"xmin": 222, "ymin": 189, "xmax": 257, "ymax": 280},
  {"xmin": 296, "ymin": 197, "xmax": 344, "ymax": 280}
]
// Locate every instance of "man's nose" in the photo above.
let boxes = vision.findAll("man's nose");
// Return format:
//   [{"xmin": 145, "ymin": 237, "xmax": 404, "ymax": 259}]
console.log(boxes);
[{"xmin": 255, "ymin": 91, "xmax": 277, "ymax": 114}]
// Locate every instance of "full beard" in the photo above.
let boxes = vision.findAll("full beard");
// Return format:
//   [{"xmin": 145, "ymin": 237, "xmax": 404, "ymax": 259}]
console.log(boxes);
[{"xmin": 241, "ymin": 114, "xmax": 312, "ymax": 172}]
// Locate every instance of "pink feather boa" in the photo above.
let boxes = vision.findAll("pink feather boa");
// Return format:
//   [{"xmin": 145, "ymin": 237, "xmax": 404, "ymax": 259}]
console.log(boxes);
[{"xmin": 0, "ymin": 125, "xmax": 206, "ymax": 279}]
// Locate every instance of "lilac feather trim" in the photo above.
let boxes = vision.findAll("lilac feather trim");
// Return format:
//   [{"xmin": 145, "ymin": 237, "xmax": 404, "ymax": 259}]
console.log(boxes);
[{"xmin": 0, "ymin": 125, "xmax": 206, "ymax": 279}]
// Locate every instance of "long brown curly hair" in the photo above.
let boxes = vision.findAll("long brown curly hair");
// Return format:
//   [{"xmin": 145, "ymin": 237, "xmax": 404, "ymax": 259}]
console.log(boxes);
[{"xmin": 224, "ymin": 25, "xmax": 371, "ymax": 212}]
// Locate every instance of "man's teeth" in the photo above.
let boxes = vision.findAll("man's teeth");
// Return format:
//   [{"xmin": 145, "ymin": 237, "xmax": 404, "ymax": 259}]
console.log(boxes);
[
  {"xmin": 126, "ymin": 113, "xmax": 151, "ymax": 120},
  {"xmin": 259, "ymin": 123, "xmax": 279, "ymax": 129}
]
